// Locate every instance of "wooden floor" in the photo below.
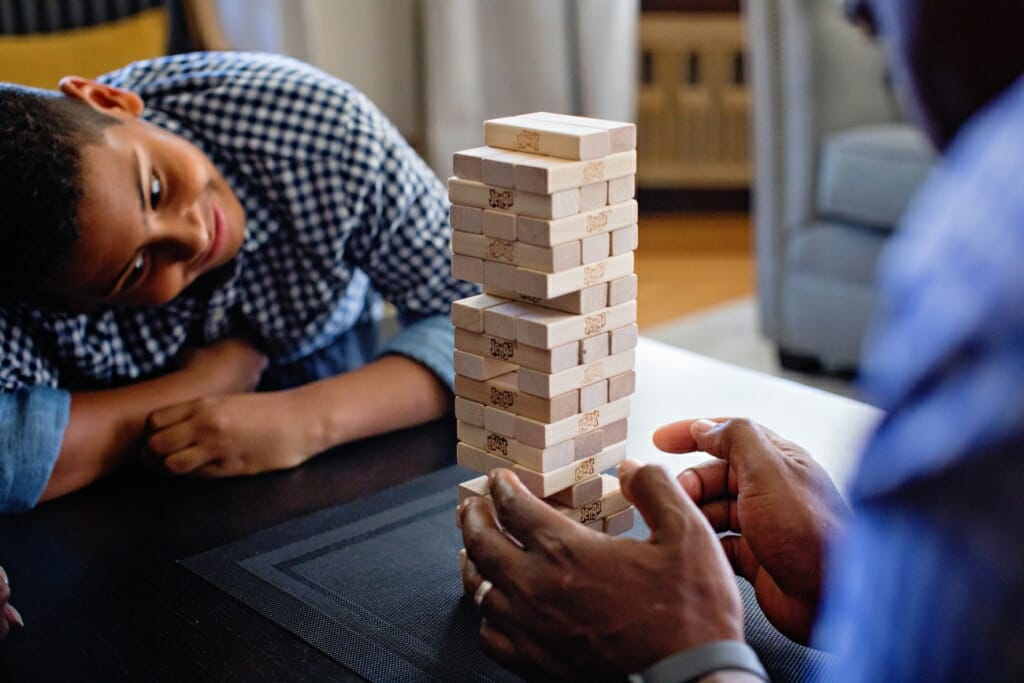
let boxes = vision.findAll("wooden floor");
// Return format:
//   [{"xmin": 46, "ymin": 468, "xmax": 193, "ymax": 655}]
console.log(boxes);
[{"xmin": 635, "ymin": 213, "xmax": 755, "ymax": 329}]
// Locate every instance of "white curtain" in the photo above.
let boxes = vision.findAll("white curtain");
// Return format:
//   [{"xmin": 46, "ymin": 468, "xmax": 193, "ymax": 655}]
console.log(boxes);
[{"xmin": 215, "ymin": 0, "xmax": 639, "ymax": 178}]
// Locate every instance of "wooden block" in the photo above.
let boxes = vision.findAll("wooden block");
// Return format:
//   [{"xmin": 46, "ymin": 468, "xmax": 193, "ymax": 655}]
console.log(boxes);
[
  {"xmin": 451, "ymin": 231, "xmax": 488, "ymax": 259},
  {"xmin": 611, "ymin": 224, "xmax": 639, "ymax": 255},
  {"xmin": 458, "ymin": 474, "xmax": 490, "ymax": 502},
  {"xmin": 484, "ymin": 115, "xmax": 610, "ymax": 160},
  {"xmin": 451, "ymin": 254, "xmax": 483, "ymax": 283},
  {"xmin": 524, "ymin": 112, "xmax": 636, "ymax": 153},
  {"xmin": 581, "ymin": 233, "xmax": 610, "ymax": 265},
  {"xmin": 579, "ymin": 378, "xmax": 609, "ymax": 412},
  {"xmin": 515, "ymin": 396, "xmax": 631, "ymax": 448},
  {"xmin": 516, "ymin": 388, "xmax": 580, "ymax": 424},
  {"xmin": 603, "ymin": 506, "xmax": 635, "ymax": 535},
  {"xmin": 515, "ymin": 186, "xmax": 581, "ymax": 220},
  {"xmin": 519, "ymin": 349, "xmax": 634, "ymax": 399},
  {"xmin": 454, "ymin": 349, "xmax": 517, "ymax": 381},
  {"xmin": 455, "ymin": 371, "xmax": 518, "ymax": 409},
  {"xmin": 610, "ymin": 323, "xmax": 639, "ymax": 355},
  {"xmin": 603, "ymin": 417, "xmax": 629, "ymax": 445},
  {"xmin": 450, "ymin": 204, "xmax": 483, "ymax": 233},
  {"xmin": 607, "ymin": 274, "xmax": 638, "ymax": 306},
  {"xmin": 516, "ymin": 253, "xmax": 636, "ymax": 308},
  {"xmin": 483, "ymin": 261, "xmax": 518, "ymax": 291},
  {"xmin": 573, "ymin": 428, "xmax": 603, "ymax": 459},
  {"xmin": 513, "ymin": 338, "xmax": 579, "ymax": 374},
  {"xmin": 585, "ymin": 519, "xmax": 604, "ymax": 530},
  {"xmin": 484, "ymin": 283, "xmax": 608, "ymax": 315},
  {"xmin": 451, "ymin": 293, "xmax": 509, "ymax": 332},
  {"xmin": 513, "ymin": 150, "xmax": 637, "ymax": 194},
  {"xmin": 481, "ymin": 150, "xmax": 541, "ymax": 188},
  {"xmin": 455, "ymin": 328, "xmax": 518, "ymax": 364},
  {"xmin": 579, "ymin": 332, "xmax": 610, "ymax": 363},
  {"xmin": 547, "ymin": 475, "xmax": 603, "ymax": 507},
  {"xmin": 484, "ymin": 405, "xmax": 519, "ymax": 437},
  {"xmin": 517, "ymin": 199, "xmax": 639, "ymax": 247},
  {"xmin": 608, "ymin": 370, "xmax": 636, "ymax": 402},
  {"xmin": 453, "ymin": 145, "xmax": 506, "ymax": 181},
  {"xmin": 516, "ymin": 299, "xmax": 638, "ymax": 350},
  {"xmin": 514, "ymin": 441, "xmax": 627, "ymax": 498},
  {"xmin": 483, "ymin": 301, "xmax": 541, "ymax": 340},
  {"xmin": 515, "ymin": 241, "xmax": 582, "ymax": 274},
  {"xmin": 607, "ymin": 175, "xmax": 636, "ymax": 204},
  {"xmin": 579, "ymin": 181, "xmax": 608, "ymax": 211},
  {"xmin": 455, "ymin": 396, "xmax": 485, "ymax": 427},
  {"xmin": 482, "ymin": 210, "xmax": 517, "ymax": 241},
  {"xmin": 459, "ymin": 422, "xmax": 576, "ymax": 474}
]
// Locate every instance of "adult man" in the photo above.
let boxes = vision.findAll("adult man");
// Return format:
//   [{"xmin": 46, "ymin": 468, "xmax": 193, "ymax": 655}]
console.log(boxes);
[{"xmin": 459, "ymin": 0, "xmax": 1024, "ymax": 680}]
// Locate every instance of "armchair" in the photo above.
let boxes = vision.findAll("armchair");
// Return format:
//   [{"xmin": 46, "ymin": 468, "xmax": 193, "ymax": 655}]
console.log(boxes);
[{"xmin": 744, "ymin": 0, "xmax": 935, "ymax": 371}]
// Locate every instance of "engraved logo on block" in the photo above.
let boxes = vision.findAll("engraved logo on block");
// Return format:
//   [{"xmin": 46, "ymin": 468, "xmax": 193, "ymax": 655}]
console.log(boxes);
[
  {"xmin": 490, "ymin": 387, "xmax": 516, "ymax": 410},
  {"xmin": 515, "ymin": 129, "xmax": 540, "ymax": 152},
  {"xmin": 586, "ymin": 210, "xmax": 610, "ymax": 233},
  {"xmin": 489, "ymin": 338, "xmax": 515, "ymax": 361},
  {"xmin": 518, "ymin": 294, "xmax": 543, "ymax": 304},
  {"xmin": 584, "ymin": 312, "xmax": 608, "ymax": 335},
  {"xmin": 579, "ymin": 500, "xmax": 603, "ymax": 523},
  {"xmin": 489, "ymin": 189, "xmax": 514, "ymax": 210},
  {"xmin": 486, "ymin": 433, "xmax": 509, "ymax": 457},
  {"xmin": 578, "ymin": 409, "xmax": 600, "ymax": 432},
  {"xmin": 574, "ymin": 457, "xmax": 596, "ymax": 482},
  {"xmin": 584, "ymin": 263, "xmax": 606, "ymax": 285},
  {"xmin": 583, "ymin": 360, "xmax": 606, "ymax": 384},
  {"xmin": 583, "ymin": 160, "xmax": 605, "ymax": 182},
  {"xmin": 488, "ymin": 240, "xmax": 515, "ymax": 262}
]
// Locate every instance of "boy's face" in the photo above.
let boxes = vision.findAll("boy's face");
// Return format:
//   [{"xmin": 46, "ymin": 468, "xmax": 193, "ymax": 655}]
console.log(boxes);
[{"xmin": 53, "ymin": 78, "xmax": 246, "ymax": 308}]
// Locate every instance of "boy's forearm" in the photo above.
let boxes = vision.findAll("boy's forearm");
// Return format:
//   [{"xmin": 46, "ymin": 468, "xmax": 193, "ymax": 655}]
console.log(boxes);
[
  {"xmin": 291, "ymin": 354, "xmax": 450, "ymax": 455},
  {"xmin": 41, "ymin": 370, "xmax": 228, "ymax": 501}
]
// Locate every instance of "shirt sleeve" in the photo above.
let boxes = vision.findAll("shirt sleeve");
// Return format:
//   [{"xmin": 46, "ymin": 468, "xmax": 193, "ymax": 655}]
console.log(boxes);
[
  {"xmin": 0, "ymin": 386, "xmax": 70, "ymax": 513},
  {"xmin": 378, "ymin": 313, "xmax": 457, "ymax": 392}
]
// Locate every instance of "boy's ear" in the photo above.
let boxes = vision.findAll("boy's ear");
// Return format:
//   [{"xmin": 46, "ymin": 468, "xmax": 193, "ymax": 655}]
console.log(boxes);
[{"xmin": 58, "ymin": 76, "xmax": 144, "ymax": 118}]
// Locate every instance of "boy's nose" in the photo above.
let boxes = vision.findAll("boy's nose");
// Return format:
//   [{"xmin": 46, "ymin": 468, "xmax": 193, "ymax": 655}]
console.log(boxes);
[{"xmin": 158, "ymin": 202, "xmax": 210, "ymax": 262}]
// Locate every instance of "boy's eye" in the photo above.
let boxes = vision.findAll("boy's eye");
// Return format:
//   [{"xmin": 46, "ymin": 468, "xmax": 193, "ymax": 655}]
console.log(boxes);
[
  {"xmin": 123, "ymin": 253, "xmax": 148, "ymax": 290},
  {"xmin": 149, "ymin": 173, "xmax": 162, "ymax": 209}
]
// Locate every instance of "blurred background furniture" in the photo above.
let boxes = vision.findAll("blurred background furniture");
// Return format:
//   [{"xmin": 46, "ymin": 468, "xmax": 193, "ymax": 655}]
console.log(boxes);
[
  {"xmin": 0, "ymin": 0, "xmax": 227, "ymax": 89},
  {"xmin": 745, "ymin": 0, "xmax": 935, "ymax": 371}
]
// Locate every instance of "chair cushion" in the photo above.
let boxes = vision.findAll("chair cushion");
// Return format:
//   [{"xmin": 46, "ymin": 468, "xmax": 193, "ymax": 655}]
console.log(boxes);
[{"xmin": 816, "ymin": 123, "xmax": 935, "ymax": 230}]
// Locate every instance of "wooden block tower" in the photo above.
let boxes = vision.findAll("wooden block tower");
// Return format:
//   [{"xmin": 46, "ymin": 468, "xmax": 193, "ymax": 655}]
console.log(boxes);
[{"xmin": 449, "ymin": 112, "xmax": 639, "ymax": 536}]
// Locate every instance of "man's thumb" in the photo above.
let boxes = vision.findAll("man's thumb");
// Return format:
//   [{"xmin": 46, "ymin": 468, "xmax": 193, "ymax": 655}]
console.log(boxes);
[{"xmin": 620, "ymin": 461, "xmax": 702, "ymax": 542}]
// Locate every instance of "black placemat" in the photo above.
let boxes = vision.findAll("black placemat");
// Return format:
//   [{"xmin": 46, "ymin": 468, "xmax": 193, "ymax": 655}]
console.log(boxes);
[{"xmin": 182, "ymin": 466, "xmax": 833, "ymax": 682}]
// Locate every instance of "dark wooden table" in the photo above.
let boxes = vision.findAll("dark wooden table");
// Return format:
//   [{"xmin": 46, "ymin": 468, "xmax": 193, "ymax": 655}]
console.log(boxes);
[{"xmin": 0, "ymin": 416, "xmax": 457, "ymax": 682}]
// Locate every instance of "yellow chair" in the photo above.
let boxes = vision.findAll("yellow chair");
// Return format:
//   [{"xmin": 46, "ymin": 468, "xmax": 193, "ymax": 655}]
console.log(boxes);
[{"xmin": 0, "ymin": 0, "xmax": 228, "ymax": 89}]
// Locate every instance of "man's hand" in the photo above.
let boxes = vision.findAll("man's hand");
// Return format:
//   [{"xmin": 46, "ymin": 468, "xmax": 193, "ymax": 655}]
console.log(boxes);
[
  {"xmin": 655, "ymin": 418, "xmax": 849, "ymax": 644},
  {"xmin": 459, "ymin": 462, "xmax": 745, "ymax": 681},
  {"xmin": 144, "ymin": 392, "xmax": 315, "ymax": 477},
  {"xmin": 0, "ymin": 565, "xmax": 24, "ymax": 641},
  {"xmin": 178, "ymin": 337, "xmax": 267, "ymax": 396}
]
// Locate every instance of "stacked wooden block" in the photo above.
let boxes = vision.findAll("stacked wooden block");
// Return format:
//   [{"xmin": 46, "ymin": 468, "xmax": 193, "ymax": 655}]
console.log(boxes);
[{"xmin": 449, "ymin": 112, "xmax": 639, "ymax": 536}]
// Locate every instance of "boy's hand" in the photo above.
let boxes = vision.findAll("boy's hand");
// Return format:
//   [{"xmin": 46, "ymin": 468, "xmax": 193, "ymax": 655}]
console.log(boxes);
[
  {"xmin": 143, "ymin": 392, "xmax": 315, "ymax": 477},
  {"xmin": 178, "ymin": 338, "xmax": 267, "ymax": 396},
  {"xmin": 655, "ymin": 418, "xmax": 849, "ymax": 644},
  {"xmin": 0, "ymin": 565, "xmax": 24, "ymax": 641}
]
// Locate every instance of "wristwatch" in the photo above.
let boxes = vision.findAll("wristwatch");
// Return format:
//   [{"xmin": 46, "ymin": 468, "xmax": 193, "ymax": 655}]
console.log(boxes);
[{"xmin": 628, "ymin": 640, "xmax": 769, "ymax": 683}]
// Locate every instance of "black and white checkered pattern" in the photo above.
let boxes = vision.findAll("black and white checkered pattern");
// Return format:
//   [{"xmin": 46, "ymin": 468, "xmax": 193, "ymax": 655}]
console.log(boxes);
[{"xmin": 0, "ymin": 51, "xmax": 478, "ymax": 391}]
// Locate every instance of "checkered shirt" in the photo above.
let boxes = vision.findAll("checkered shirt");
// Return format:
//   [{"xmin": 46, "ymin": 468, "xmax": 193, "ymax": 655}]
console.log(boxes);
[{"xmin": 0, "ymin": 51, "xmax": 477, "ymax": 392}]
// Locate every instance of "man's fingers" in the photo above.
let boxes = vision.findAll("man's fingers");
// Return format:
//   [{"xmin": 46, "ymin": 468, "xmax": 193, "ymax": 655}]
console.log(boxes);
[
  {"xmin": 677, "ymin": 459, "xmax": 734, "ymax": 502},
  {"xmin": 620, "ymin": 463, "xmax": 701, "ymax": 542},
  {"xmin": 690, "ymin": 418, "xmax": 776, "ymax": 478},
  {"xmin": 487, "ymin": 469, "xmax": 577, "ymax": 550},
  {"xmin": 460, "ymin": 495, "xmax": 529, "ymax": 587},
  {"xmin": 720, "ymin": 534, "xmax": 761, "ymax": 582},
  {"xmin": 653, "ymin": 419, "xmax": 721, "ymax": 453},
  {"xmin": 700, "ymin": 499, "xmax": 739, "ymax": 533}
]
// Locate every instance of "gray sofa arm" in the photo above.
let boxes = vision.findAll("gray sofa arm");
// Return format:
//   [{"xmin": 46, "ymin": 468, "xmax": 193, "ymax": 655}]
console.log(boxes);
[{"xmin": 744, "ymin": 0, "xmax": 900, "ymax": 338}]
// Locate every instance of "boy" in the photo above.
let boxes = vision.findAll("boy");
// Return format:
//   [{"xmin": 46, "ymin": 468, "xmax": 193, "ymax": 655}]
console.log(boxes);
[{"xmin": 0, "ymin": 51, "xmax": 478, "ymax": 513}]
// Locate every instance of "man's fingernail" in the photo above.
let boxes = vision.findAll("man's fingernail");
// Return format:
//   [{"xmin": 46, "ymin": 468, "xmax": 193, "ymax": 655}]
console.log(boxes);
[
  {"xmin": 692, "ymin": 419, "xmax": 716, "ymax": 434},
  {"xmin": 618, "ymin": 458, "xmax": 641, "ymax": 476},
  {"xmin": 5, "ymin": 604, "xmax": 23, "ymax": 628},
  {"xmin": 0, "ymin": 565, "xmax": 8, "ymax": 586},
  {"xmin": 459, "ymin": 548, "xmax": 467, "ymax": 572}
]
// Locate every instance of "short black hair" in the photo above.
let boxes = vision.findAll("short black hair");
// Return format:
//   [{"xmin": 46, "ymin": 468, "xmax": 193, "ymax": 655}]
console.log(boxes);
[{"xmin": 0, "ymin": 85, "xmax": 118, "ymax": 303}]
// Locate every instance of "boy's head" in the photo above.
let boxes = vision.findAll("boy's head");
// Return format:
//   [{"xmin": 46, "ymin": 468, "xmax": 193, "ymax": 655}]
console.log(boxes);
[{"xmin": 0, "ymin": 77, "xmax": 246, "ymax": 309}]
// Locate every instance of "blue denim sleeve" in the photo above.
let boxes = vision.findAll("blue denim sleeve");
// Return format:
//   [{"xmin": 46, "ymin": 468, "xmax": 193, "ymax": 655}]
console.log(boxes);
[
  {"xmin": 0, "ymin": 387, "xmax": 70, "ymax": 513},
  {"xmin": 378, "ymin": 313, "xmax": 456, "ymax": 392}
]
